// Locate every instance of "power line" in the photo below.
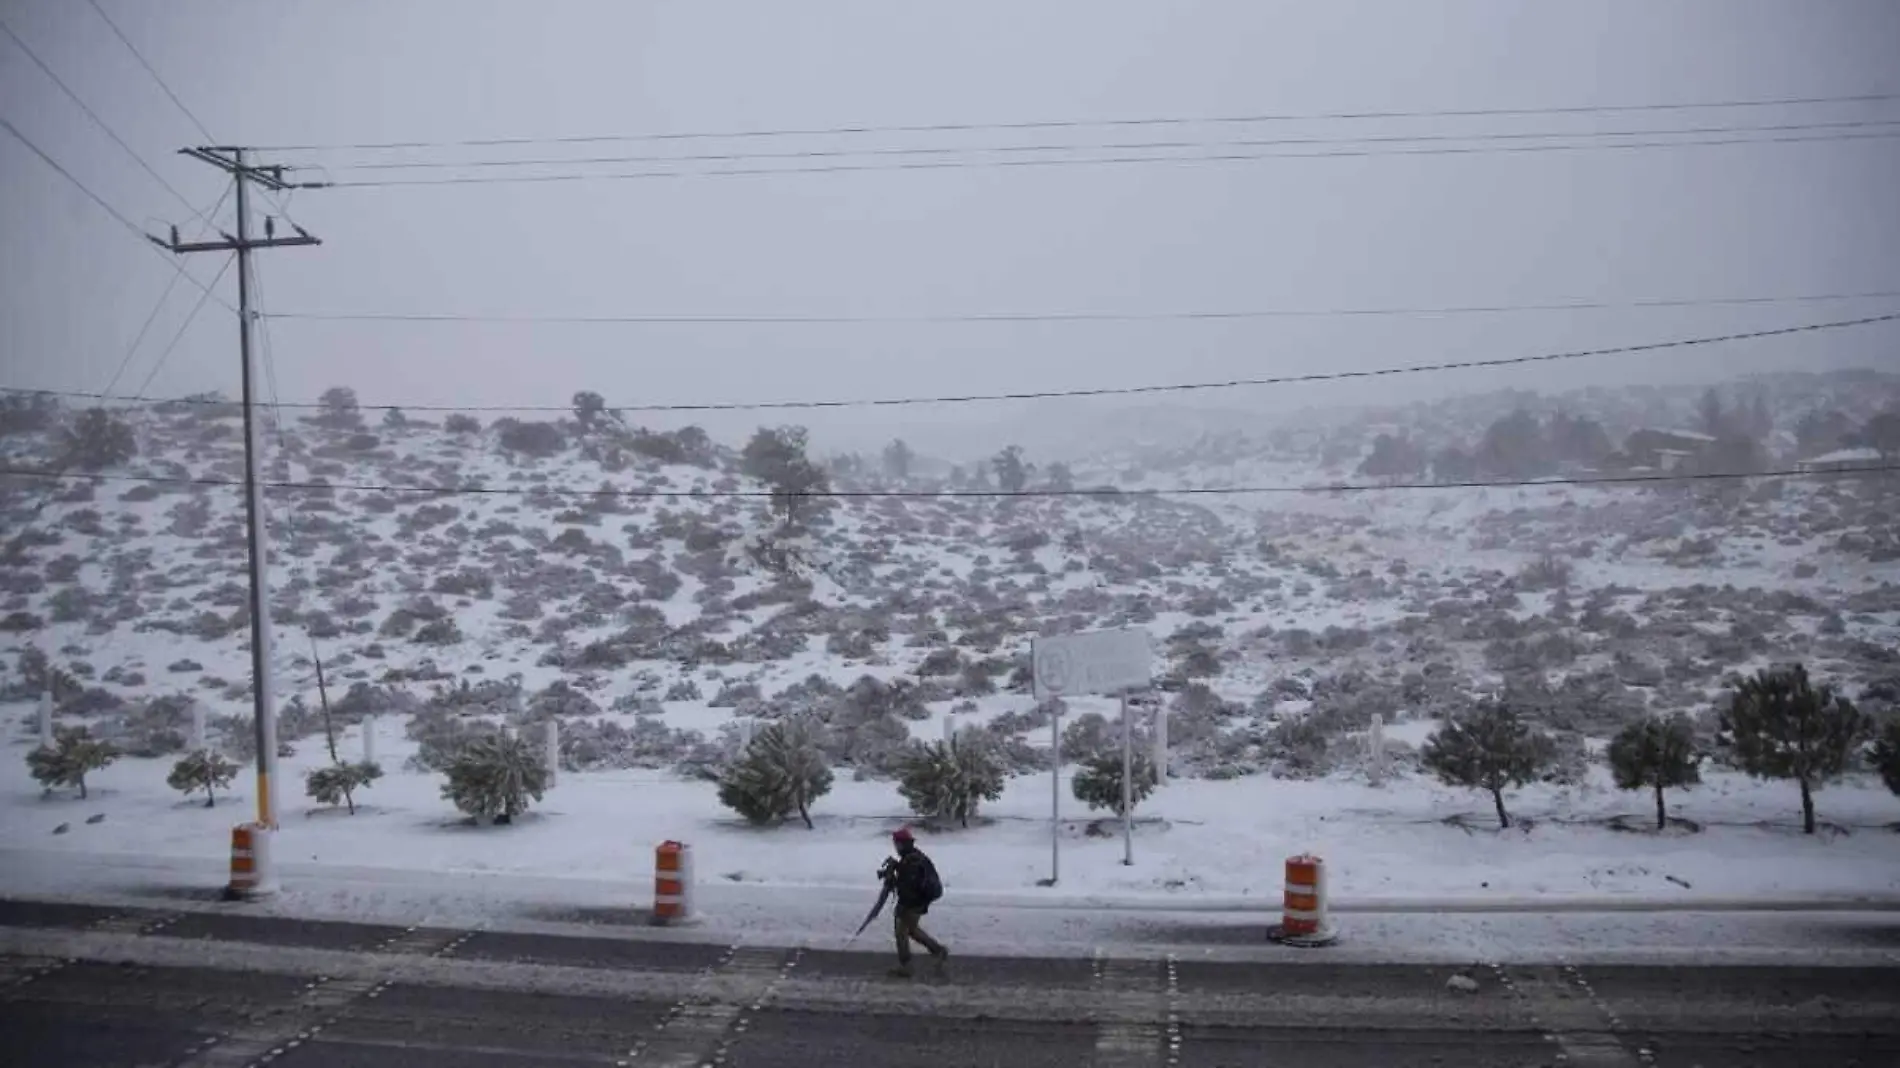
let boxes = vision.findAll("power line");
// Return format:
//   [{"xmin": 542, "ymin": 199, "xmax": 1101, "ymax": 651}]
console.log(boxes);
[
  {"xmin": 10, "ymin": 309, "xmax": 1888, "ymax": 414},
  {"xmin": 1, "ymin": 464, "xmax": 1893, "ymax": 499},
  {"xmin": 99, "ymin": 182, "xmax": 234, "ymax": 400},
  {"xmin": 0, "ymin": 113, "xmax": 238, "ymax": 314},
  {"xmin": 0, "ymin": 16, "xmax": 205, "ymax": 222},
  {"xmin": 253, "ymin": 90, "xmax": 1900, "ymax": 152},
  {"xmin": 84, "ymin": 0, "xmax": 216, "ymax": 145},
  {"xmin": 128, "ymin": 253, "xmax": 236, "ymax": 401},
  {"xmin": 266, "ymin": 288, "xmax": 1900, "ymax": 327},
  {"xmin": 322, "ymin": 128, "xmax": 1900, "ymax": 187},
  {"xmin": 314, "ymin": 117, "xmax": 1900, "ymax": 174}
]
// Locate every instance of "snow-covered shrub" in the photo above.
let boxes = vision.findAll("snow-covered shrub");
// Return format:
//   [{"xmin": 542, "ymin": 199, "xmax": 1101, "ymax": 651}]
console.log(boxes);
[
  {"xmin": 1421, "ymin": 702, "xmax": 1556, "ymax": 829},
  {"xmin": 709, "ymin": 681, "xmax": 762, "ymax": 708},
  {"xmin": 1264, "ymin": 716, "xmax": 1333, "ymax": 779},
  {"xmin": 168, "ymin": 750, "xmax": 239, "ymax": 808},
  {"xmin": 664, "ymin": 679, "xmax": 703, "ymax": 702},
  {"xmin": 441, "ymin": 732, "xmax": 549, "ymax": 824},
  {"xmin": 27, "ymin": 725, "xmax": 117, "ymax": 799},
  {"xmin": 897, "ymin": 734, "xmax": 1007, "ymax": 828},
  {"xmin": 404, "ymin": 708, "xmax": 503, "ymax": 773},
  {"xmin": 717, "ymin": 716, "xmax": 832, "ymax": 828},
  {"xmin": 104, "ymin": 695, "xmax": 193, "ymax": 757},
  {"xmin": 524, "ymin": 679, "xmax": 602, "ymax": 720},
  {"xmin": 1072, "ymin": 750, "xmax": 1155, "ymax": 817},
  {"xmin": 306, "ymin": 761, "xmax": 383, "ymax": 814}
]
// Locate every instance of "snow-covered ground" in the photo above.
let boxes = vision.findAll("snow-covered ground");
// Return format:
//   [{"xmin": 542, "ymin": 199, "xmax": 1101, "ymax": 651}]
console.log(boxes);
[{"xmin": 6, "ymin": 721, "xmax": 1895, "ymax": 916}]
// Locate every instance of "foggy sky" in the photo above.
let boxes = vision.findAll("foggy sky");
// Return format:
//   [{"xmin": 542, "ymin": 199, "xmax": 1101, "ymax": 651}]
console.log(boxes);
[{"xmin": 2, "ymin": 0, "xmax": 1897, "ymax": 458}]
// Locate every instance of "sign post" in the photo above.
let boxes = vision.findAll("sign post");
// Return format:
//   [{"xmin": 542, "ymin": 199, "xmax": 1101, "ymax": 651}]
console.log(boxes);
[{"xmin": 1032, "ymin": 628, "xmax": 1152, "ymax": 884}]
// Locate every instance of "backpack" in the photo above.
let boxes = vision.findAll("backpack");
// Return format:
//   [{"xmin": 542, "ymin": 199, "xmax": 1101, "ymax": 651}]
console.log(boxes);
[{"xmin": 920, "ymin": 857, "xmax": 944, "ymax": 903}]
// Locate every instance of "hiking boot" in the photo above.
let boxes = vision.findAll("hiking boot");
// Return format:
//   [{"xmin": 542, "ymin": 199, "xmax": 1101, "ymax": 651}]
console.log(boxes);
[
  {"xmin": 931, "ymin": 947, "xmax": 950, "ymax": 976},
  {"xmin": 888, "ymin": 964, "xmax": 913, "ymax": 979}
]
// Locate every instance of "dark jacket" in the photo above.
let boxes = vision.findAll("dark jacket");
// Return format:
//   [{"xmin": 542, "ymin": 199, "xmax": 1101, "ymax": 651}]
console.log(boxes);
[{"xmin": 889, "ymin": 849, "xmax": 937, "ymax": 912}]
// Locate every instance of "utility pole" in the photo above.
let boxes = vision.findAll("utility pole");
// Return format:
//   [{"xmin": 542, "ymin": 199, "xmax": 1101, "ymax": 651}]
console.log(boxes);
[{"xmin": 153, "ymin": 148, "xmax": 320, "ymax": 839}]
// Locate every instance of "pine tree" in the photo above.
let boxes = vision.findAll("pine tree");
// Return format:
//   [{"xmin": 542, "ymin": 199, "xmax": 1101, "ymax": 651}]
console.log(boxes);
[
  {"xmin": 1871, "ymin": 719, "xmax": 1900, "ymax": 797},
  {"xmin": 1421, "ymin": 701, "xmax": 1556, "ymax": 828},
  {"xmin": 26, "ymin": 725, "xmax": 118, "ymax": 799},
  {"xmin": 1719, "ymin": 663, "xmax": 1870, "ymax": 834},
  {"xmin": 897, "ymin": 734, "xmax": 1006, "ymax": 828},
  {"xmin": 1072, "ymin": 750, "xmax": 1155, "ymax": 819},
  {"xmin": 716, "ymin": 717, "xmax": 832, "ymax": 828},
  {"xmin": 1607, "ymin": 715, "xmax": 1702, "ymax": 829},
  {"xmin": 306, "ymin": 762, "xmax": 384, "ymax": 814},
  {"xmin": 441, "ymin": 732, "xmax": 549, "ymax": 824},
  {"xmin": 168, "ymin": 750, "xmax": 239, "ymax": 808}
]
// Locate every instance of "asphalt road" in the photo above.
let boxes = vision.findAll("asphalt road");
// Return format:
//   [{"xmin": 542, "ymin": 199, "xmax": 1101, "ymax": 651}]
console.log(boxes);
[{"xmin": 2, "ymin": 898, "xmax": 1897, "ymax": 1067}]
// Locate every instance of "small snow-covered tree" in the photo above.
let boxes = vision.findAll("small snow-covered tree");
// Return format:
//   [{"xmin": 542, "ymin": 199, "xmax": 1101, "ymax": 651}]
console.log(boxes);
[
  {"xmin": 1719, "ymin": 663, "xmax": 1870, "ymax": 834},
  {"xmin": 717, "ymin": 716, "xmax": 832, "ymax": 828},
  {"xmin": 168, "ymin": 750, "xmax": 238, "ymax": 808},
  {"xmin": 59, "ymin": 408, "xmax": 137, "ymax": 470},
  {"xmin": 1072, "ymin": 750, "xmax": 1155, "ymax": 819},
  {"xmin": 441, "ymin": 732, "xmax": 549, "ymax": 824},
  {"xmin": 306, "ymin": 762, "xmax": 383, "ymax": 814},
  {"xmin": 1870, "ymin": 719, "xmax": 1900, "ymax": 796},
  {"xmin": 1607, "ymin": 715, "xmax": 1701, "ymax": 829},
  {"xmin": 1421, "ymin": 701, "xmax": 1555, "ymax": 829},
  {"xmin": 27, "ymin": 725, "xmax": 117, "ymax": 799},
  {"xmin": 897, "ymin": 734, "xmax": 1006, "ymax": 828}
]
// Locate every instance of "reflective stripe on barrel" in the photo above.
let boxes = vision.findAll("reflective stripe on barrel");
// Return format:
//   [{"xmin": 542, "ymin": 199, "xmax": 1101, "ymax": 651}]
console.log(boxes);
[
  {"xmin": 654, "ymin": 840, "xmax": 686, "ymax": 921},
  {"xmin": 230, "ymin": 824, "xmax": 258, "ymax": 887},
  {"xmin": 1282, "ymin": 854, "xmax": 1324, "ymax": 935}
]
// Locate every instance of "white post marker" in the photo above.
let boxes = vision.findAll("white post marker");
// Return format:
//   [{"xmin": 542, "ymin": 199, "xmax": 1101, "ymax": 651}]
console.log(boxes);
[
  {"xmin": 1120, "ymin": 693, "xmax": 1134, "ymax": 866},
  {"xmin": 545, "ymin": 717, "xmax": 560, "ymax": 787},
  {"xmin": 943, "ymin": 713, "xmax": 957, "ymax": 744},
  {"xmin": 189, "ymin": 699, "xmax": 207, "ymax": 753},
  {"xmin": 1152, "ymin": 702, "xmax": 1168, "ymax": 787},
  {"xmin": 1031, "ymin": 627, "xmax": 1152, "ymax": 881},
  {"xmin": 362, "ymin": 714, "xmax": 377, "ymax": 766},
  {"xmin": 38, "ymin": 690, "xmax": 53, "ymax": 749},
  {"xmin": 1368, "ymin": 713, "xmax": 1386, "ymax": 786},
  {"xmin": 737, "ymin": 716, "xmax": 755, "ymax": 752},
  {"xmin": 1048, "ymin": 702, "xmax": 1061, "ymax": 886}
]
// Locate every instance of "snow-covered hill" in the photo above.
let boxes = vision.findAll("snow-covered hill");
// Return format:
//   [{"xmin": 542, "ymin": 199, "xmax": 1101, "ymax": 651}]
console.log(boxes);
[{"xmin": 2, "ymin": 370, "xmax": 1897, "ymax": 912}]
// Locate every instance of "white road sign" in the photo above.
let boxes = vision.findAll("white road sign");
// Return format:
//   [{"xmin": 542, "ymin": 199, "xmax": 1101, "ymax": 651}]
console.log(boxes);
[{"xmin": 1031, "ymin": 628, "xmax": 1153, "ymax": 701}]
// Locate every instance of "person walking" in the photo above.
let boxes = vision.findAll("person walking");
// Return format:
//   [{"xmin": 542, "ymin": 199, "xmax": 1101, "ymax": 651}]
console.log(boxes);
[{"xmin": 885, "ymin": 826, "xmax": 948, "ymax": 977}]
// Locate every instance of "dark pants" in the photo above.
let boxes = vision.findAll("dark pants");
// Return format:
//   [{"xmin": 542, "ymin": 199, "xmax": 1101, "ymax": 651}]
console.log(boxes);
[{"xmin": 893, "ymin": 905, "xmax": 944, "ymax": 965}]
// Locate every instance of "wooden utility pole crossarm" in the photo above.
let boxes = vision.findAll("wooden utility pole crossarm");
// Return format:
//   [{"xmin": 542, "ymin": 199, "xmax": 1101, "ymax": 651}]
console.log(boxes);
[{"xmin": 154, "ymin": 146, "xmax": 322, "ymax": 836}]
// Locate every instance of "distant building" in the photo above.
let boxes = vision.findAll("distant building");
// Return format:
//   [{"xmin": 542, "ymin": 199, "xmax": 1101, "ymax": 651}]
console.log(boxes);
[
  {"xmin": 1796, "ymin": 446, "xmax": 1884, "ymax": 474},
  {"xmin": 1623, "ymin": 428, "xmax": 1716, "ymax": 470}
]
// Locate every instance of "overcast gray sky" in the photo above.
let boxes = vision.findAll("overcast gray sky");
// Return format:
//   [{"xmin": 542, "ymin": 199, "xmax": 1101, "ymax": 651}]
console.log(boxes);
[{"xmin": 2, "ymin": 0, "xmax": 1897, "ymax": 457}]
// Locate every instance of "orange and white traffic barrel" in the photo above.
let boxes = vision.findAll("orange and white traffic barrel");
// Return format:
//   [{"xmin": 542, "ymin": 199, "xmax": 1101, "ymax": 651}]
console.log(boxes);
[
  {"xmin": 653, "ymin": 840, "xmax": 693, "ymax": 925},
  {"xmin": 225, "ymin": 822, "xmax": 278, "ymax": 900},
  {"xmin": 1268, "ymin": 852, "xmax": 1336, "ymax": 946}
]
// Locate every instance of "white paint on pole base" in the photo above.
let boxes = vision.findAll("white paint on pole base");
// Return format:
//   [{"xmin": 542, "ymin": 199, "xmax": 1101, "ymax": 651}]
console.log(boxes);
[
  {"xmin": 1032, "ymin": 628, "xmax": 1153, "ymax": 702},
  {"xmin": 545, "ymin": 718, "xmax": 559, "ymax": 786},
  {"xmin": 362, "ymin": 715, "xmax": 377, "ymax": 766},
  {"xmin": 37, "ymin": 691, "xmax": 53, "ymax": 749}
]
